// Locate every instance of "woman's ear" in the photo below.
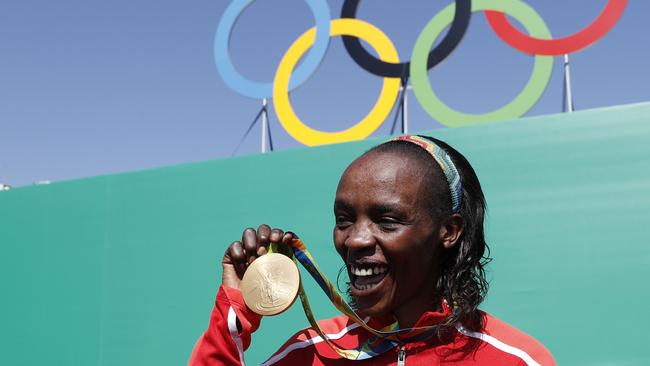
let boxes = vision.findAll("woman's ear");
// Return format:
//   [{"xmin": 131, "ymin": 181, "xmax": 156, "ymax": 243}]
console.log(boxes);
[{"xmin": 439, "ymin": 213, "xmax": 464, "ymax": 249}]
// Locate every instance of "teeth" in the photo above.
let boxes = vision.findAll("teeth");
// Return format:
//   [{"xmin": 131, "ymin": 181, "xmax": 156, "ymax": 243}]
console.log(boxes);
[
  {"xmin": 351, "ymin": 265, "xmax": 388, "ymax": 277},
  {"xmin": 356, "ymin": 283, "xmax": 378, "ymax": 290}
]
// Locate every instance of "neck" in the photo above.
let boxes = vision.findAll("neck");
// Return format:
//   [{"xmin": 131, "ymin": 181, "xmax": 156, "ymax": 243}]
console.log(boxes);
[{"xmin": 392, "ymin": 277, "xmax": 441, "ymax": 328}]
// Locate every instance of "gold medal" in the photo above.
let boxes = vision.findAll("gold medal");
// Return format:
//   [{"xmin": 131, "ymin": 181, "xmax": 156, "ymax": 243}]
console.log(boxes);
[{"xmin": 240, "ymin": 253, "xmax": 300, "ymax": 316}]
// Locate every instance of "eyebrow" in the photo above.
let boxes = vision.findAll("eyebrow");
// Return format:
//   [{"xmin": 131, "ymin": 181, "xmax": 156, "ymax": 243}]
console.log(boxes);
[
  {"xmin": 369, "ymin": 203, "xmax": 405, "ymax": 215},
  {"xmin": 334, "ymin": 200, "xmax": 405, "ymax": 215},
  {"xmin": 333, "ymin": 200, "xmax": 353, "ymax": 211}
]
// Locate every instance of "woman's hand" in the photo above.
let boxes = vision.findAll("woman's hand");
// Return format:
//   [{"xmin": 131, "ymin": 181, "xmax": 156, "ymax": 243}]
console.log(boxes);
[{"xmin": 221, "ymin": 224, "xmax": 297, "ymax": 290}]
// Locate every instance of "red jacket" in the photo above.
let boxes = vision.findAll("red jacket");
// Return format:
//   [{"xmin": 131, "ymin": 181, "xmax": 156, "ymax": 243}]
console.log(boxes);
[{"xmin": 188, "ymin": 286, "xmax": 556, "ymax": 365}]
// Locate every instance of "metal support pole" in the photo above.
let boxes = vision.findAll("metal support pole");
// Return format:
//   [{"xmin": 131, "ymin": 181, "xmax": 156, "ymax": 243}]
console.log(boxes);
[
  {"xmin": 398, "ymin": 83, "xmax": 412, "ymax": 134},
  {"xmin": 403, "ymin": 84, "xmax": 410, "ymax": 134},
  {"xmin": 563, "ymin": 54, "xmax": 574, "ymax": 112},
  {"xmin": 261, "ymin": 98, "xmax": 268, "ymax": 153}
]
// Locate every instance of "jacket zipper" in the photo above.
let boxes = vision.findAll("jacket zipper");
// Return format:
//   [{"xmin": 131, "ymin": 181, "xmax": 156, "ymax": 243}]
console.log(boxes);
[{"xmin": 397, "ymin": 345, "xmax": 406, "ymax": 366}]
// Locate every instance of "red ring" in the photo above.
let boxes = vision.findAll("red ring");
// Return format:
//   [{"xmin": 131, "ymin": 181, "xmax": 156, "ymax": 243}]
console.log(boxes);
[{"xmin": 484, "ymin": 0, "xmax": 627, "ymax": 56}]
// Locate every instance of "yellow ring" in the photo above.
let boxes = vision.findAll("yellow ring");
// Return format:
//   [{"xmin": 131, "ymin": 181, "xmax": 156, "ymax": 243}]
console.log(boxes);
[{"xmin": 273, "ymin": 18, "xmax": 401, "ymax": 146}]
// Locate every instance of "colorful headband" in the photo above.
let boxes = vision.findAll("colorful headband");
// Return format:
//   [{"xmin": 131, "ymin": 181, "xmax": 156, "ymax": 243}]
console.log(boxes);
[{"xmin": 391, "ymin": 135, "xmax": 462, "ymax": 213}]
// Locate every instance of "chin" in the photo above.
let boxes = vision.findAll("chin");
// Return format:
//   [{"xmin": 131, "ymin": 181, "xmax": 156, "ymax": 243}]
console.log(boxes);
[
  {"xmin": 347, "ymin": 272, "xmax": 395, "ymax": 318},
  {"xmin": 354, "ymin": 297, "xmax": 391, "ymax": 318}
]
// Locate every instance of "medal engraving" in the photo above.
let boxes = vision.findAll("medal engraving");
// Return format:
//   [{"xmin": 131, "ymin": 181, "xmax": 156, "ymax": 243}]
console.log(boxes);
[{"xmin": 241, "ymin": 253, "xmax": 300, "ymax": 316}]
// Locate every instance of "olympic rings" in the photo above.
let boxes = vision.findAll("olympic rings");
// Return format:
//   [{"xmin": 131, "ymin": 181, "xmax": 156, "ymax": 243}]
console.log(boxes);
[
  {"xmin": 216, "ymin": 0, "xmax": 627, "ymax": 145},
  {"xmin": 273, "ymin": 19, "xmax": 401, "ymax": 146},
  {"xmin": 214, "ymin": 0, "xmax": 331, "ymax": 99},
  {"xmin": 485, "ymin": 0, "xmax": 627, "ymax": 56},
  {"xmin": 410, "ymin": 0, "xmax": 554, "ymax": 127},
  {"xmin": 340, "ymin": 0, "xmax": 471, "ymax": 78}
]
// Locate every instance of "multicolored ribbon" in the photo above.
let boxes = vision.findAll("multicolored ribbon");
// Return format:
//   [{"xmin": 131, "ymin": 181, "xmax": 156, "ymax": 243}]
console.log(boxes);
[{"xmin": 270, "ymin": 239, "xmax": 447, "ymax": 360}]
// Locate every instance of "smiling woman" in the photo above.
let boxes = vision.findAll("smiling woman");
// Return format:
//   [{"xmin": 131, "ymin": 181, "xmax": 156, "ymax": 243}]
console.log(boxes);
[
  {"xmin": 334, "ymin": 136, "xmax": 481, "ymax": 332},
  {"xmin": 187, "ymin": 135, "xmax": 556, "ymax": 366}
]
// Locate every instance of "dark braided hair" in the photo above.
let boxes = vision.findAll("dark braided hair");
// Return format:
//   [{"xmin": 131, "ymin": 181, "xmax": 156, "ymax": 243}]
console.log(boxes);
[{"xmin": 347, "ymin": 135, "xmax": 491, "ymax": 334}]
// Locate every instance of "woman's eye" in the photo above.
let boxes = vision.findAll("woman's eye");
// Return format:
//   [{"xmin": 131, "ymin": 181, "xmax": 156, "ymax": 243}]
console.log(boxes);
[
  {"xmin": 335, "ymin": 216, "xmax": 352, "ymax": 228},
  {"xmin": 378, "ymin": 217, "xmax": 401, "ymax": 229}
]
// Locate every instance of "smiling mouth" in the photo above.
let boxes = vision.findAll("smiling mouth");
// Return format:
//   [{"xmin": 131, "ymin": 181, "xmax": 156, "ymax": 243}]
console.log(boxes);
[{"xmin": 349, "ymin": 264, "xmax": 389, "ymax": 291}]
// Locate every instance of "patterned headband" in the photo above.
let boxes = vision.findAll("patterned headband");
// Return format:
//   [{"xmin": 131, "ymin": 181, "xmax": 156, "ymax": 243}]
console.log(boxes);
[{"xmin": 390, "ymin": 135, "xmax": 462, "ymax": 213}]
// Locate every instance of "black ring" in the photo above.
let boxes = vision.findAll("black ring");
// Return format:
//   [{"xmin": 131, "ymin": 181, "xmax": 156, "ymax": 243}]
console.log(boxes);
[{"xmin": 341, "ymin": 0, "xmax": 472, "ymax": 78}]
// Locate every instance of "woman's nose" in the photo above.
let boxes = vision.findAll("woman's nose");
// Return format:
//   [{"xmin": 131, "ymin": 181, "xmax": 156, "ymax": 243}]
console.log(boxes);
[{"xmin": 344, "ymin": 222, "xmax": 376, "ymax": 249}]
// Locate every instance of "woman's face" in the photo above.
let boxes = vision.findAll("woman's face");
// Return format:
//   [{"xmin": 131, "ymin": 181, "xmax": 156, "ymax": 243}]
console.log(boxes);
[{"xmin": 333, "ymin": 151, "xmax": 445, "ymax": 319}]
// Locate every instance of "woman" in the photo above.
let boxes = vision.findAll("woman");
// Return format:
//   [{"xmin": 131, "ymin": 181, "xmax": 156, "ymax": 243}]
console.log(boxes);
[{"xmin": 188, "ymin": 135, "xmax": 556, "ymax": 365}]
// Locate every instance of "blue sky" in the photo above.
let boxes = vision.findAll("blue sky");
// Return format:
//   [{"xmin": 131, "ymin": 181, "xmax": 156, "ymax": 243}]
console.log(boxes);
[{"xmin": 1, "ymin": 0, "xmax": 649, "ymax": 186}]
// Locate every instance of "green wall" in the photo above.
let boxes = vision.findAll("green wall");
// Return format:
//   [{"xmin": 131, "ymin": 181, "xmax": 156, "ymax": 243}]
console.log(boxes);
[{"xmin": 1, "ymin": 102, "xmax": 649, "ymax": 365}]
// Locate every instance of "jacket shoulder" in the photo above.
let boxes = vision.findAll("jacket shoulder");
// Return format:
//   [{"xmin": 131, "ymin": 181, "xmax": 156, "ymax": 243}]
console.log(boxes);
[
  {"xmin": 260, "ymin": 315, "xmax": 356, "ymax": 366},
  {"xmin": 457, "ymin": 311, "xmax": 556, "ymax": 366}
]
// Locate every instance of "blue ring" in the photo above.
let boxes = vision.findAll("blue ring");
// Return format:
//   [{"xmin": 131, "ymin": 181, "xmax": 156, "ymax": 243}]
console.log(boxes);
[{"xmin": 214, "ymin": 0, "xmax": 331, "ymax": 99}]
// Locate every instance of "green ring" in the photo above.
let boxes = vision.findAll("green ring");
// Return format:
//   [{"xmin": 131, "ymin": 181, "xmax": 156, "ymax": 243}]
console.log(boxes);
[{"xmin": 410, "ymin": 0, "xmax": 553, "ymax": 127}]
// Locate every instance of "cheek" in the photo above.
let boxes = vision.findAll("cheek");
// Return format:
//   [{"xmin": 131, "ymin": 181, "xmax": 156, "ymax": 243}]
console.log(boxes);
[
  {"xmin": 333, "ymin": 228, "xmax": 347, "ymax": 258},
  {"xmin": 410, "ymin": 243, "xmax": 441, "ymax": 283},
  {"xmin": 390, "ymin": 236, "xmax": 438, "ymax": 277}
]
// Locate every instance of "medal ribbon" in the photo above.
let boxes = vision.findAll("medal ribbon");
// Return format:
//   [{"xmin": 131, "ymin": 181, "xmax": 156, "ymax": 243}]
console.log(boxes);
[{"xmin": 270, "ymin": 239, "xmax": 444, "ymax": 360}]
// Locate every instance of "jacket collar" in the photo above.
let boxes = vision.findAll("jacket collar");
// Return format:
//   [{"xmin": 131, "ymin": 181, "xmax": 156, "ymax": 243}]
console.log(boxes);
[{"xmin": 364, "ymin": 299, "xmax": 453, "ymax": 336}]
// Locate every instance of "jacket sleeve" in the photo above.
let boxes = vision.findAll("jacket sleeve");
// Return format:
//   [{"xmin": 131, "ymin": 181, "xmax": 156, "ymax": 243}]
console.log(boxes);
[{"xmin": 187, "ymin": 286, "xmax": 262, "ymax": 366}]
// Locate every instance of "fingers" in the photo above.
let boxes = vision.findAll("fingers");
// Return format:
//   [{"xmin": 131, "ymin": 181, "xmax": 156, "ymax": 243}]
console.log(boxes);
[
  {"xmin": 283, "ymin": 231, "xmax": 298, "ymax": 244},
  {"xmin": 225, "ymin": 226, "xmax": 296, "ymax": 276},
  {"xmin": 236, "ymin": 226, "xmax": 285, "ymax": 267},
  {"xmin": 222, "ymin": 225, "xmax": 298, "ymax": 289},
  {"xmin": 225, "ymin": 240, "xmax": 246, "ymax": 277},
  {"xmin": 242, "ymin": 228, "xmax": 258, "ymax": 264},
  {"xmin": 243, "ymin": 225, "xmax": 276, "ymax": 263},
  {"xmin": 269, "ymin": 228, "xmax": 284, "ymax": 244},
  {"xmin": 257, "ymin": 224, "xmax": 271, "ymax": 256}
]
